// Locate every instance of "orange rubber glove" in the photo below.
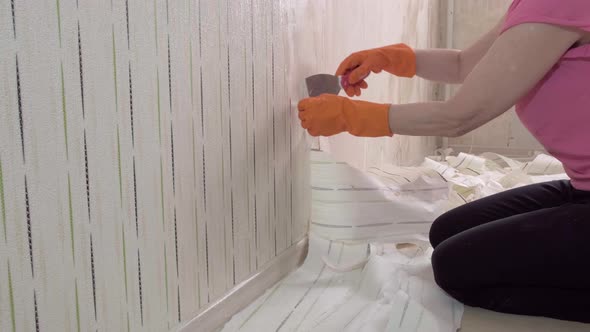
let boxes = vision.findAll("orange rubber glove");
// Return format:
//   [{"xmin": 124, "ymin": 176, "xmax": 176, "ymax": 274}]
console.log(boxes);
[
  {"xmin": 297, "ymin": 94, "xmax": 393, "ymax": 137},
  {"xmin": 336, "ymin": 43, "xmax": 416, "ymax": 97}
]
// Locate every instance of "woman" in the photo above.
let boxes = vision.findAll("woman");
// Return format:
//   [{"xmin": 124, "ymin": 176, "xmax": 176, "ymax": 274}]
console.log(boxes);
[{"xmin": 297, "ymin": 0, "xmax": 590, "ymax": 323}]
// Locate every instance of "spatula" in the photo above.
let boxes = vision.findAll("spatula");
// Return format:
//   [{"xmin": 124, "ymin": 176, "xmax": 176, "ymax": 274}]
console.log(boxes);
[{"xmin": 305, "ymin": 71, "xmax": 369, "ymax": 97}]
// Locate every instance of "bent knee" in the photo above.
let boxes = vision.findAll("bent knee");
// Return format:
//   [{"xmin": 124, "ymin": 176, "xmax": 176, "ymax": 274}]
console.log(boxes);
[
  {"xmin": 429, "ymin": 211, "xmax": 458, "ymax": 249},
  {"xmin": 431, "ymin": 243, "xmax": 451, "ymax": 290},
  {"xmin": 431, "ymin": 240, "xmax": 465, "ymax": 295}
]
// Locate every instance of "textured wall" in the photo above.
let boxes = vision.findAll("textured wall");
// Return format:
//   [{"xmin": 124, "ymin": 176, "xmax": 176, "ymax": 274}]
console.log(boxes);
[
  {"xmin": 0, "ymin": 0, "xmax": 309, "ymax": 331},
  {"xmin": 446, "ymin": 0, "xmax": 544, "ymax": 156},
  {"xmin": 0, "ymin": 0, "xmax": 446, "ymax": 331}
]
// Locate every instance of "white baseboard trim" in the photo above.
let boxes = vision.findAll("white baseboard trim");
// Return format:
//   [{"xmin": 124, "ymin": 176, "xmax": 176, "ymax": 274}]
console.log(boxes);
[{"xmin": 180, "ymin": 237, "xmax": 309, "ymax": 332}]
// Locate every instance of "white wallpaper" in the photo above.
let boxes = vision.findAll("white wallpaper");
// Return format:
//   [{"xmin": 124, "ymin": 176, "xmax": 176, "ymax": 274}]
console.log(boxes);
[
  {"xmin": 0, "ymin": 0, "xmax": 441, "ymax": 331},
  {"xmin": 0, "ymin": 0, "xmax": 308, "ymax": 331}
]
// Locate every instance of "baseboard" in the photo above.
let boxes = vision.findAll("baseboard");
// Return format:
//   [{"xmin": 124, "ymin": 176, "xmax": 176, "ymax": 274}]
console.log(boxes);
[{"xmin": 180, "ymin": 236, "xmax": 309, "ymax": 332}]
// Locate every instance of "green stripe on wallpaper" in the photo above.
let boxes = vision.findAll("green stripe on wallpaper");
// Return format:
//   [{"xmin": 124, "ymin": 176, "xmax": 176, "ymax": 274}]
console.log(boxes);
[
  {"xmin": 160, "ymin": 159, "xmax": 165, "ymax": 231},
  {"xmin": 117, "ymin": 128, "xmax": 123, "ymax": 207},
  {"xmin": 68, "ymin": 175, "xmax": 75, "ymax": 265},
  {"xmin": 56, "ymin": 0, "xmax": 62, "ymax": 47},
  {"xmin": 75, "ymin": 280, "xmax": 81, "ymax": 332},
  {"xmin": 8, "ymin": 261, "xmax": 16, "ymax": 332},
  {"xmin": 60, "ymin": 63, "xmax": 70, "ymax": 160},
  {"xmin": 157, "ymin": 70, "xmax": 162, "ymax": 143},
  {"xmin": 0, "ymin": 158, "xmax": 6, "ymax": 242},
  {"xmin": 113, "ymin": 22, "xmax": 124, "ymax": 209},
  {"xmin": 164, "ymin": 245, "xmax": 170, "ymax": 313},
  {"xmin": 112, "ymin": 27, "xmax": 119, "ymax": 110},
  {"xmin": 154, "ymin": 0, "xmax": 159, "ymax": 53},
  {"xmin": 190, "ymin": 40, "xmax": 194, "ymax": 108}
]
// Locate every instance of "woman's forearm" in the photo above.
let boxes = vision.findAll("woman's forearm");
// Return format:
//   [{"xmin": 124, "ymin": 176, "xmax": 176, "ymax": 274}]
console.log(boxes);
[
  {"xmin": 389, "ymin": 21, "xmax": 580, "ymax": 139},
  {"xmin": 415, "ymin": 49, "xmax": 463, "ymax": 84},
  {"xmin": 387, "ymin": 101, "xmax": 467, "ymax": 137}
]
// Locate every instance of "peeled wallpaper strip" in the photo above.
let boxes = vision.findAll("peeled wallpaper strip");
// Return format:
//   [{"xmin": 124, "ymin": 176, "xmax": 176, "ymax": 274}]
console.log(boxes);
[
  {"xmin": 309, "ymin": 151, "xmax": 447, "ymax": 246},
  {"xmin": 479, "ymin": 152, "xmax": 523, "ymax": 170},
  {"xmin": 221, "ymin": 235, "xmax": 463, "ymax": 332},
  {"xmin": 523, "ymin": 154, "xmax": 565, "ymax": 175},
  {"xmin": 447, "ymin": 153, "xmax": 488, "ymax": 174}
]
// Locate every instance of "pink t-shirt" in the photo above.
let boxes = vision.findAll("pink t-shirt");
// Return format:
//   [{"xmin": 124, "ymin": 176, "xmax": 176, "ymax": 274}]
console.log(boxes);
[{"xmin": 501, "ymin": 0, "xmax": 590, "ymax": 190}]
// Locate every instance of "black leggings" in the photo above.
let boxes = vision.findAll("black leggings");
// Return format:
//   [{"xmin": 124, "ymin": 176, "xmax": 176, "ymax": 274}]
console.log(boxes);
[{"xmin": 430, "ymin": 180, "xmax": 590, "ymax": 323}]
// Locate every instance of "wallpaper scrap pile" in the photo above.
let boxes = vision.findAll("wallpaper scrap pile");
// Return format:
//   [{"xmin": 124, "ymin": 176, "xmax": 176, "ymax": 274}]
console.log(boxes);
[{"xmin": 221, "ymin": 150, "xmax": 567, "ymax": 332}]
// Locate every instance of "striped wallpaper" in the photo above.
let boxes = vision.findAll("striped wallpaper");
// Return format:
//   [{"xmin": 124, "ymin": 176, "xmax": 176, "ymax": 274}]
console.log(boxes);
[{"xmin": 0, "ymin": 0, "xmax": 309, "ymax": 331}]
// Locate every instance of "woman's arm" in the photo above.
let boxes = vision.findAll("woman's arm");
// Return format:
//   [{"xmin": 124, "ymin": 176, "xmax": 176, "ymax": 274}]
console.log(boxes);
[
  {"xmin": 388, "ymin": 23, "xmax": 582, "ymax": 137},
  {"xmin": 415, "ymin": 16, "xmax": 505, "ymax": 84}
]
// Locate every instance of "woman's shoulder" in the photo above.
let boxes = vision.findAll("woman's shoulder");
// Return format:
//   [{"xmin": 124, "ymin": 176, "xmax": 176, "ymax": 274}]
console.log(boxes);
[{"xmin": 503, "ymin": 0, "xmax": 590, "ymax": 35}]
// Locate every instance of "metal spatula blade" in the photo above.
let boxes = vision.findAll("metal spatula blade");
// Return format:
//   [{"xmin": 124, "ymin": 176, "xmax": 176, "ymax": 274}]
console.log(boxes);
[{"xmin": 305, "ymin": 74, "xmax": 342, "ymax": 97}]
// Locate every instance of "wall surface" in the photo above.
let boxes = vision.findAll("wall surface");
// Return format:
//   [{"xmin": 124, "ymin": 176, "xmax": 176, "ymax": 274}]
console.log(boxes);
[
  {"xmin": 446, "ymin": 0, "xmax": 544, "ymax": 156},
  {"xmin": 0, "ymin": 0, "xmax": 309, "ymax": 331},
  {"xmin": 0, "ymin": 0, "xmax": 445, "ymax": 331}
]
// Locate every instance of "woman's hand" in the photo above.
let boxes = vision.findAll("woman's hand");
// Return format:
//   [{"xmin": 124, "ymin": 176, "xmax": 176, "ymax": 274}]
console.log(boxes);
[
  {"xmin": 336, "ymin": 44, "xmax": 416, "ymax": 97},
  {"xmin": 297, "ymin": 94, "xmax": 392, "ymax": 137}
]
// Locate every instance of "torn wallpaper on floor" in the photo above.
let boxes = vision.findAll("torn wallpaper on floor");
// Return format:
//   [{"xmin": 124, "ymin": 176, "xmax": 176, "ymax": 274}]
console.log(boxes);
[{"xmin": 221, "ymin": 150, "xmax": 568, "ymax": 332}]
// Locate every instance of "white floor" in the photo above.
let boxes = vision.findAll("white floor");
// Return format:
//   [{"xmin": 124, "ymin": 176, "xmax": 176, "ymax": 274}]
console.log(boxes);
[{"xmin": 221, "ymin": 235, "xmax": 462, "ymax": 332}]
